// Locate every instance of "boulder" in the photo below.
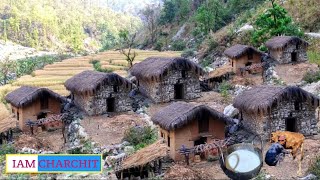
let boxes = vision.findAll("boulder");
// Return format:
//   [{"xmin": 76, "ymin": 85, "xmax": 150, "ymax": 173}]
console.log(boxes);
[{"xmin": 223, "ymin": 104, "xmax": 239, "ymax": 118}]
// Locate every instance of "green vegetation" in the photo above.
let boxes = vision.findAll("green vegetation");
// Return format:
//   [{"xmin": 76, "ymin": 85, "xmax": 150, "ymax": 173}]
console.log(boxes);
[
  {"xmin": 303, "ymin": 71, "xmax": 320, "ymax": 84},
  {"xmin": 123, "ymin": 126, "xmax": 157, "ymax": 151},
  {"xmin": 89, "ymin": 59, "xmax": 113, "ymax": 73},
  {"xmin": 308, "ymin": 51, "xmax": 320, "ymax": 66},
  {"xmin": 171, "ymin": 40, "xmax": 186, "ymax": 51},
  {"xmin": 252, "ymin": 0, "xmax": 303, "ymax": 49},
  {"xmin": 309, "ymin": 156, "xmax": 320, "ymax": 178},
  {"xmin": 0, "ymin": 144, "xmax": 15, "ymax": 155},
  {"xmin": 218, "ymin": 81, "xmax": 233, "ymax": 102},
  {"xmin": 0, "ymin": 0, "xmax": 141, "ymax": 53}
]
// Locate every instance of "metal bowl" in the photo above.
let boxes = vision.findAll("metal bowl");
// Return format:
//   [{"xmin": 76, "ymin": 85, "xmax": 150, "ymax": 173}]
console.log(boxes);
[{"xmin": 219, "ymin": 143, "xmax": 263, "ymax": 180}]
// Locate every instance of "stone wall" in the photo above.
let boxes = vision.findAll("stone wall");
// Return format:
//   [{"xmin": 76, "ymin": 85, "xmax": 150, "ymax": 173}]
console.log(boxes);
[
  {"xmin": 138, "ymin": 69, "xmax": 201, "ymax": 103},
  {"xmin": 274, "ymin": 43, "xmax": 308, "ymax": 64},
  {"xmin": 73, "ymin": 84, "xmax": 132, "ymax": 115},
  {"xmin": 241, "ymin": 99, "xmax": 318, "ymax": 139}
]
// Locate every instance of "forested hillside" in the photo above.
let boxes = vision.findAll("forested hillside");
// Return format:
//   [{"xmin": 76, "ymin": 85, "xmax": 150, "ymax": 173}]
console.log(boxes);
[
  {"xmin": 0, "ymin": 0, "xmax": 142, "ymax": 53},
  {"xmin": 138, "ymin": 0, "xmax": 320, "ymax": 65}
]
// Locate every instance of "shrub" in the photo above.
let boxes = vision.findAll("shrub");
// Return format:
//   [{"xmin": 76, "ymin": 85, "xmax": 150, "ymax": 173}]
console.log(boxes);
[
  {"xmin": 218, "ymin": 81, "xmax": 233, "ymax": 102},
  {"xmin": 309, "ymin": 156, "xmax": 320, "ymax": 178},
  {"xmin": 303, "ymin": 71, "xmax": 320, "ymax": 84},
  {"xmin": 123, "ymin": 126, "xmax": 157, "ymax": 151},
  {"xmin": 89, "ymin": 59, "xmax": 113, "ymax": 73},
  {"xmin": 181, "ymin": 48, "xmax": 195, "ymax": 58},
  {"xmin": 0, "ymin": 144, "xmax": 15, "ymax": 155},
  {"xmin": 171, "ymin": 40, "xmax": 186, "ymax": 51},
  {"xmin": 154, "ymin": 41, "xmax": 163, "ymax": 52}
]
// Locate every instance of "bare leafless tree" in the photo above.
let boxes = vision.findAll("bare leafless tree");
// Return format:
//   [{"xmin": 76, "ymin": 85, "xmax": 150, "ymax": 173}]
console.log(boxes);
[
  {"xmin": 119, "ymin": 30, "xmax": 138, "ymax": 68},
  {"xmin": 141, "ymin": 4, "xmax": 161, "ymax": 44}
]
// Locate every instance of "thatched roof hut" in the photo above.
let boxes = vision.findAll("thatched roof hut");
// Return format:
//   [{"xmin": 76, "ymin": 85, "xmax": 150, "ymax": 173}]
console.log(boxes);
[
  {"xmin": 152, "ymin": 102, "xmax": 232, "ymax": 131},
  {"xmin": 265, "ymin": 36, "xmax": 308, "ymax": 50},
  {"xmin": 224, "ymin": 44, "xmax": 264, "ymax": 59},
  {"xmin": 207, "ymin": 65, "xmax": 233, "ymax": 79},
  {"xmin": 65, "ymin": 70, "xmax": 132, "ymax": 95},
  {"xmin": 130, "ymin": 57, "xmax": 205, "ymax": 81},
  {"xmin": 119, "ymin": 140, "xmax": 169, "ymax": 171},
  {"xmin": 5, "ymin": 86, "xmax": 65, "ymax": 108},
  {"xmin": 233, "ymin": 86, "xmax": 319, "ymax": 114}
]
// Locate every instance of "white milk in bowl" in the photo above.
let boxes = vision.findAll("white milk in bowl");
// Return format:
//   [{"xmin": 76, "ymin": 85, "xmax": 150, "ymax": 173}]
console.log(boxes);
[{"xmin": 225, "ymin": 149, "xmax": 261, "ymax": 173}]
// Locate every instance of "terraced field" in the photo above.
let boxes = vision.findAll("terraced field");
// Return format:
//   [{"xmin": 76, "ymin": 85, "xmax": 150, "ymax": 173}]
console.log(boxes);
[{"xmin": 0, "ymin": 50, "xmax": 181, "ymax": 118}]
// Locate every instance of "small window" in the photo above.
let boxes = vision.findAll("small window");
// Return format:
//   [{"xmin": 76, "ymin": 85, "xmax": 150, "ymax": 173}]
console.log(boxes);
[
  {"xmin": 113, "ymin": 85, "xmax": 118, "ymax": 92},
  {"xmin": 167, "ymin": 136, "xmax": 170, "ymax": 147},
  {"xmin": 231, "ymin": 61, "xmax": 234, "ymax": 67},
  {"xmin": 294, "ymin": 101, "xmax": 300, "ymax": 110},
  {"xmin": 161, "ymin": 132, "xmax": 164, "ymax": 138},
  {"xmin": 17, "ymin": 112, "xmax": 19, "ymax": 121},
  {"xmin": 181, "ymin": 70, "xmax": 186, "ymax": 78},
  {"xmin": 12, "ymin": 108, "xmax": 14, "ymax": 114}
]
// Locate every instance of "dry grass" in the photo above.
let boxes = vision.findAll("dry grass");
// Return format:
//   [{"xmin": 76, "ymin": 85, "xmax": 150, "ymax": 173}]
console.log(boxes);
[{"xmin": 0, "ymin": 50, "xmax": 181, "ymax": 125}]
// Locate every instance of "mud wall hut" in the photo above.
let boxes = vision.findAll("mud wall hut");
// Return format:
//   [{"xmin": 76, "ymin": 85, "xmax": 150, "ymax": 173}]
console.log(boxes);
[
  {"xmin": 233, "ymin": 86, "xmax": 319, "ymax": 138},
  {"xmin": 65, "ymin": 70, "xmax": 133, "ymax": 115},
  {"xmin": 130, "ymin": 57, "xmax": 204, "ymax": 103},
  {"xmin": 266, "ymin": 36, "xmax": 308, "ymax": 64},
  {"xmin": 151, "ymin": 102, "xmax": 231, "ymax": 161},
  {"xmin": 224, "ymin": 44, "xmax": 264, "ymax": 75},
  {"xmin": 5, "ymin": 86, "xmax": 65, "ymax": 131}
]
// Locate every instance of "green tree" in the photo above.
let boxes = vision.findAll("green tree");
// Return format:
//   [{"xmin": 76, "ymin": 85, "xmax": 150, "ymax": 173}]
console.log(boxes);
[
  {"xmin": 159, "ymin": 0, "xmax": 176, "ymax": 25},
  {"xmin": 175, "ymin": 0, "xmax": 191, "ymax": 22},
  {"xmin": 0, "ymin": 56, "xmax": 16, "ymax": 84},
  {"xmin": 118, "ymin": 29, "xmax": 138, "ymax": 68},
  {"xmin": 194, "ymin": 0, "xmax": 227, "ymax": 35},
  {"xmin": 252, "ymin": 0, "xmax": 303, "ymax": 47}
]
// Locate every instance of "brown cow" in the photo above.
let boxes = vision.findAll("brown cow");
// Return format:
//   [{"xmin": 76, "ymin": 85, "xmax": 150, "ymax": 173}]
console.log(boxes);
[{"xmin": 271, "ymin": 131, "xmax": 305, "ymax": 175}]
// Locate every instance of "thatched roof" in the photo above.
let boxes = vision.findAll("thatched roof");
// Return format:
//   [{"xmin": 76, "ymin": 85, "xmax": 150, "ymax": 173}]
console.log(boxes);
[
  {"xmin": 65, "ymin": 70, "xmax": 132, "ymax": 94},
  {"xmin": 5, "ymin": 86, "xmax": 65, "ymax": 108},
  {"xmin": 151, "ymin": 102, "xmax": 232, "ymax": 131},
  {"xmin": 233, "ymin": 86, "xmax": 319, "ymax": 114},
  {"xmin": 207, "ymin": 65, "xmax": 233, "ymax": 79},
  {"xmin": 0, "ymin": 116, "xmax": 16, "ymax": 133},
  {"xmin": 265, "ymin": 36, "xmax": 308, "ymax": 50},
  {"xmin": 224, "ymin": 44, "xmax": 264, "ymax": 59},
  {"xmin": 119, "ymin": 140, "xmax": 169, "ymax": 170},
  {"xmin": 130, "ymin": 57, "xmax": 205, "ymax": 81}
]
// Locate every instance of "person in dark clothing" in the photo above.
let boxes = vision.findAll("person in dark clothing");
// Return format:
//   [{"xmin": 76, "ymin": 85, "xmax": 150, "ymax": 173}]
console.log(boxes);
[{"xmin": 265, "ymin": 135, "xmax": 289, "ymax": 166}]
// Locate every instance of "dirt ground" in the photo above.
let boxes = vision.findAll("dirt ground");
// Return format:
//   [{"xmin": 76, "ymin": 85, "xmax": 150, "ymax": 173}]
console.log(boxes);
[
  {"xmin": 81, "ymin": 112, "xmax": 148, "ymax": 146},
  {"xmin": 275, "ymin": 62, "xmax": 319, "ymax": 85},
  {"xmin": 14, "ymin": 130, "xmax": 65, "ymax": 152},
  {"xmin": 231, "ymin": 74, "xmax": 264, "ymax": 87},
  {"xmin": 165, "ymin": 137, "xmax": 320, "ymax": 179}
]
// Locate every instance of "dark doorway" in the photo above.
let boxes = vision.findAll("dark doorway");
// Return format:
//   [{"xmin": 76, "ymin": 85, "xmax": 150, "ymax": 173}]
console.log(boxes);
[
  {"xmin": 194, "ymin": 137, "xmax": 207, "ymax": 146},
  {"xmin": 291, "ymin": 52, "xmax": 297, "ymax": 62},
  {"xmin": 174, "ymin": 83, "xmax": 184, "ymax": 99},
  {"xmin": 285, "ymin": 117, "xmax": 297, "ymax": 132},
  {"xmin": 40, "ymin": 97, "xmax": 49, "ymax": 110},
  {"xmin": 106, "ymin": 98, "xmax": 115, "ymax": 112},
  {"xmin": 37, "ymin": 112, "xmax": 47, "ymax": 119}
]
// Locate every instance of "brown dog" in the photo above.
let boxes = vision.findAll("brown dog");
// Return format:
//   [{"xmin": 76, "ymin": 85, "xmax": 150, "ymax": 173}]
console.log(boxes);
[{"xmin": 270, "ymin": 131, "xmax": 305, "ymax": 175}]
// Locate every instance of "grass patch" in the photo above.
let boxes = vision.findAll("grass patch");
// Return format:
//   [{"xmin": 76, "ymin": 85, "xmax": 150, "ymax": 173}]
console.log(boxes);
[
  {"xmin": 308, "ymin": 51, "xmax": 320, "ymax": 66},
  {"xmin": 303, "ymin": 70, "xmax": 320, "ymax": 83}
]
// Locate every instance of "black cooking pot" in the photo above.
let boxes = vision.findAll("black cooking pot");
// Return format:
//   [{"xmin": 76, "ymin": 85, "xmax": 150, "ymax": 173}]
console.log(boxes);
[{"xmin": 215, "ymin": 135, "xmax": 263, "ymax": 180}]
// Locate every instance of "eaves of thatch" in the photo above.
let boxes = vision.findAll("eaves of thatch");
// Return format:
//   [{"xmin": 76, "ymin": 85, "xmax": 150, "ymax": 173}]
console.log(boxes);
[
  {"xmin": 265, "ymin": 36, "xmax": 308, "ymax": 50},
  {"xmin": 5, "ymin": 86, "xmax": 66, "ymax": 108},
  {"xmin": 64, "ymin": 70, "xmax": 132, "ymax": 95},
  {"xmin": 233, "ymin": 85, "xmax": 319, "ymax": 115},
  {"xmin": 129, "ymin": 57, "xmax": 205, "ymax": 82},
  {"xmin": 224, "ymin": 44, "xmax": 264, "ymax": 59},
  {"xmin": 151, "ymin": 102, "xmax": 232, "ymax": 131}
]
